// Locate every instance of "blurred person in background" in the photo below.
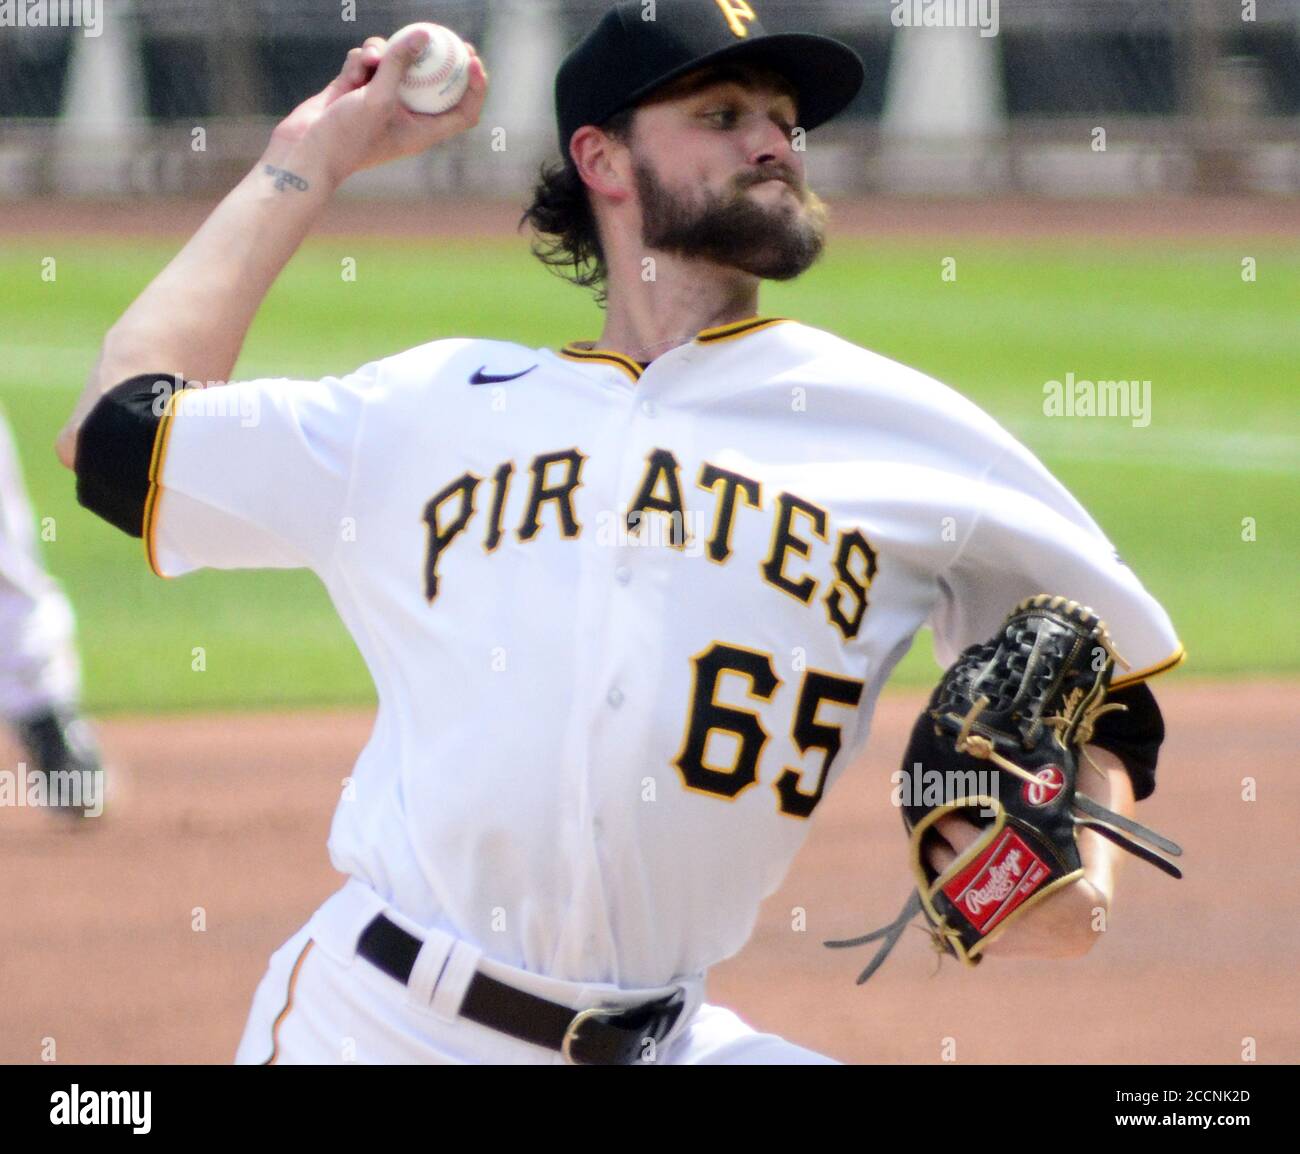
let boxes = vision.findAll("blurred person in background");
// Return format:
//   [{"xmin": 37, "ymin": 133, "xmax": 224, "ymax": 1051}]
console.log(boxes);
[{"xmin": 0, "ymin": 404, "xmax": 103, "ymax": 818}]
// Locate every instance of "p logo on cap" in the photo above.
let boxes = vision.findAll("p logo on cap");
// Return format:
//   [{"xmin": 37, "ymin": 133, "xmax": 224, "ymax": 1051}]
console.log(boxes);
[
  {"xmin": 714, "ymin": 0, "xmax": 758, "ymax": 38},
  {"xmin": 554, "ymin": 0, "xmax": 863, "ymax": 157}
]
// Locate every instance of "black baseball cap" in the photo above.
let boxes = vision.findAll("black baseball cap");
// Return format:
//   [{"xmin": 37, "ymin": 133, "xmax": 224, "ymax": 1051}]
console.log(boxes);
[{"xmin": 555, "ymin": 0, "xmax": 864, "ymax": 159}]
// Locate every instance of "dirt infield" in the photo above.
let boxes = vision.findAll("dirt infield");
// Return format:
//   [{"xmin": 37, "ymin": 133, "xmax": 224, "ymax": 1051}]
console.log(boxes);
[
  {"xmin": 3, "ymin": 196, "xmax": 1299, "ymax": 240},
  {"xmin": 1, "ymin": 681, "xmax": 1293, "ymax": 1065}
]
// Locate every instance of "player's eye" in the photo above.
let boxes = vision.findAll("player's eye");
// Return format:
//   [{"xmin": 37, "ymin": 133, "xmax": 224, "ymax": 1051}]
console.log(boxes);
[{"xmin": 703, "ymin": 107, "xmax": 740, "ymax": 129}]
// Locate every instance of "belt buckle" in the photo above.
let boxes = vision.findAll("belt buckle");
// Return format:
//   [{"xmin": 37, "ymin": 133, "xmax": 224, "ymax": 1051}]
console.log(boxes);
[
  {"xmin": 561, "ymin": 988, "xmax": 688, "ymax": 1066},
  {"xmin": 560, "ymin": 1004, "xmax": 621, "ymax": 1066}
]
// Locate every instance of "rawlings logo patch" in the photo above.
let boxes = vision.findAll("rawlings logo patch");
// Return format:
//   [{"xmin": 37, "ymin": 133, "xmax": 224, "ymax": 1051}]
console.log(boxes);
[
  {"xmin": 942, "ymin": 830, "xmax": 1051, "ymax": 933},
  {"xmin": 1022, "ymin": 765, "xmax": 1065, "ymax": 807}
]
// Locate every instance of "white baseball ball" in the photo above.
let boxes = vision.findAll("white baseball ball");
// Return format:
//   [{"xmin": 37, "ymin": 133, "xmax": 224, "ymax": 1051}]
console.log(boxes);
[{"xmin": 394, "ymin": 23, "xmax": 471, "ymax": 116}]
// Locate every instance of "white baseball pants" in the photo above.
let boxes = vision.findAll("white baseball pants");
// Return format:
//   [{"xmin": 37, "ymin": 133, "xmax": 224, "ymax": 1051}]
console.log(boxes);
[
  {"xmin": 0, "ymin": 406, "xmax": 82, "ymax": 722},
  {"xmin": 235, "ymin": 879, "xmax": 836, "ymax": 1065}
]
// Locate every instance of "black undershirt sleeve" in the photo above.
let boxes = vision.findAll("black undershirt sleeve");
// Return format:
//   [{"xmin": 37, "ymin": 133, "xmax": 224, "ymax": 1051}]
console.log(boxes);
[
  {"xmin": 1088, "ymin": 681, "xmax": 1166, "ymax": 801},
  {"xmin": 74, "ymin": 374, "xmax": 178, "ymax": 537}
]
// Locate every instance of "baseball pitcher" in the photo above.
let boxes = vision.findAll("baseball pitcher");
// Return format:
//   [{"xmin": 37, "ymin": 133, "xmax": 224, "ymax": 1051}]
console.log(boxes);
[{"xmin": 58, "ymin": 2, "xmax": 1184, "ymax": 1064}]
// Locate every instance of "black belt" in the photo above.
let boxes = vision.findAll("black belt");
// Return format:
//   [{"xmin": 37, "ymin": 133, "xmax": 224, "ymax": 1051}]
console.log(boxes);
[{"xmin": 356, "ymin": 913, "xmax": 686, "ymax": 1065}]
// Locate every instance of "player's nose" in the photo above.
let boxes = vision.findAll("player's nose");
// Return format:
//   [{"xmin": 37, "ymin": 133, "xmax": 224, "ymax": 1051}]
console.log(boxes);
[{"xmin": 746, "ymin": 115, "xmax": 797, "ymax": 169}]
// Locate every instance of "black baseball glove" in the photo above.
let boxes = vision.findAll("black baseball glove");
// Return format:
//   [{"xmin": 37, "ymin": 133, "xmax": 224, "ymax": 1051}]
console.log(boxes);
[{"xmin": 827, "ymin": 594, "xmax": 1183, "ymax": 983}]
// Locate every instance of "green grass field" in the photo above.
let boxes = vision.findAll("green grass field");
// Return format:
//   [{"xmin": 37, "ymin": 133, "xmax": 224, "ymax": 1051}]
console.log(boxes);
[{"xmin": 1, "ymin": 234, "xmax": 1296, "ymax": 713}]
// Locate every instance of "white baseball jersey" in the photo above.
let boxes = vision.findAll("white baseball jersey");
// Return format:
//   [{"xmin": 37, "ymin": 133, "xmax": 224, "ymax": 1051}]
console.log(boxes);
[{"xmin": 143, "ymin": 316, "xmax": 1183, "ymax": 989}]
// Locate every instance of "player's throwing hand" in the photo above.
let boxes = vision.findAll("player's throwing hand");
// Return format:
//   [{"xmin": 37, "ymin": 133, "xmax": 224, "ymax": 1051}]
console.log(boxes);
[{"xmin": 264, "ymin": 26, "xmax": 488, "ymax": 189}]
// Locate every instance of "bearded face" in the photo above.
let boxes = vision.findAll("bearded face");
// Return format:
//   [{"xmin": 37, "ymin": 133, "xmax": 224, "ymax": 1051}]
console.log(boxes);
[{"xmin": 632, "ymin": 152, "xmax": 828, "ymax": 281}]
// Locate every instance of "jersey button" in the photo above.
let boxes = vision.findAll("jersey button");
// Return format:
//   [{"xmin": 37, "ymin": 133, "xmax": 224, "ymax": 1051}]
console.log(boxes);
[
  {"xmin": 639, "ymin": 399, "xmax": 657, "ymax": 419},
  {"xmin": 614, "ymin": 565, "xmax": 632, "ymax": 585},
  {"xmin": 606, "ymin": 687, "xmax": 624, "ymax": 708}
]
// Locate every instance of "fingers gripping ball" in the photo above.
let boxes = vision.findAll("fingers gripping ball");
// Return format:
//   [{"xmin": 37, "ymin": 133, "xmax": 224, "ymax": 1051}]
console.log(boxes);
[
  {"xmin": 395, "ymin": 23, "xmax": 470, "ymax": 115},
  {"xmin": 826, "ymin": 594, "xmax": 1184, "ymax": 984}
]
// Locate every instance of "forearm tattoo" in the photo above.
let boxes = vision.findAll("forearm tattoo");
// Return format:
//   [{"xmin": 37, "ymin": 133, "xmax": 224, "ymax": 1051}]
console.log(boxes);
[{"xmin": 264, "ymin": 164, "xmax": 310, "ymax": 193}]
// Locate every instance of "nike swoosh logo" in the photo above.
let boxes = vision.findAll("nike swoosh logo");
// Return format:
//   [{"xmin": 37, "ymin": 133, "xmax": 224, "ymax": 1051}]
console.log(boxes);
[{"xmin": 470, "ymin": 365, "xmax": 538, "ymax": 385}]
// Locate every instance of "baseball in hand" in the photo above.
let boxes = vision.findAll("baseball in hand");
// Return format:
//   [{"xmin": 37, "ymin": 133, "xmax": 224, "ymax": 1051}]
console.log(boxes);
[{"xmin": 394, "ymin": 23, "xmax": 471, "ymax": 116}]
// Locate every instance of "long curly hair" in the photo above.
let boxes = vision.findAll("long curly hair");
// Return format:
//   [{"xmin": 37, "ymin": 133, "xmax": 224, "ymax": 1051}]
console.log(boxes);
[{"xmin": 518, "ymin": 108, "xmax": 635, "ymax": 309}]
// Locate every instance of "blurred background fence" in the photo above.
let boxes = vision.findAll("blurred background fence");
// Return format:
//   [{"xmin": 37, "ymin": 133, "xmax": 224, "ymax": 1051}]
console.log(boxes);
[{"xmin": 1, "ymin": 0, "xmax": 1297, "ymax": 202}]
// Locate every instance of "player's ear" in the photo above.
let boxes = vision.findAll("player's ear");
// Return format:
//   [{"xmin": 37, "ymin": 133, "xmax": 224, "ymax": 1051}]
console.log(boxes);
[{"xmin": 569, "ymin": 125, "xmax": 633, "ymax": 202}]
